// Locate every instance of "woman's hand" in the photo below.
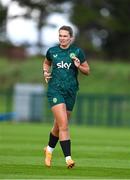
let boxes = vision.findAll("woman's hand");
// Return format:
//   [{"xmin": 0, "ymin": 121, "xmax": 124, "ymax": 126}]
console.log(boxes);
[
  {"xmin": 72, "ymin": 56, "xmax": 80, "ymax": 68},
  {"xmin": 43, "ymin": 58, "xmax": 52, "ymax": 83},
  {"xmin": 43, "ymin": 71, "xmax": 52, "ymax": 83}
]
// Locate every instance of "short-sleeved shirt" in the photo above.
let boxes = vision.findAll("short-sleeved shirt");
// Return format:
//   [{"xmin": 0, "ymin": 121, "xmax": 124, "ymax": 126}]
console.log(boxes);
[{"xmin": 46, "ymin": 44, "xmax": 86, "ymax": 95}]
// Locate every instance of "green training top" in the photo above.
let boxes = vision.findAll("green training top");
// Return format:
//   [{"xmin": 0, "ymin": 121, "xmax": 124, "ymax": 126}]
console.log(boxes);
[{"xmin": 46, "ymin": 44, "xmax": 86, "ymax": 94}]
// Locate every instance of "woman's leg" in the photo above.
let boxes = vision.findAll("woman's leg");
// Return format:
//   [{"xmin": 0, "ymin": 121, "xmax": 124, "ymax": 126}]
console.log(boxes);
[
  {"xmin": 51, "ymin": 103, "xmax": 75, "ymax": 168},
  {"xmin": 51, "ymin": 103, "xmax": 69, "ymax": 140},
  {"xmin": 45, "ymin": 119, "xmax": 59, "ymax": 155},
  {"xmin": 44, "ymin": 103, "xmax": 74, "ymax": 168},
  {"xmin": 51, "ymin": 119, "xmax": 59, "ymax": 137},
  {"xmin": 46, "ymin": 110, "xmax": 71, "ymax": 151},
  {"xmin": 51, "ymin": 110, "xmax": 71, "ymax": 137}
]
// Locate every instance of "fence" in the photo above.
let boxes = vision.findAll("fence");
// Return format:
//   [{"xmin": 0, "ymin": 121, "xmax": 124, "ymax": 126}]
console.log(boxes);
[
  {"xmin": 74, "ymin": 94, "xmax": 130, "ymax": 126},
  {"xmin": 0, "ymin": 91, "xmax": 130, "ymax": 126}
]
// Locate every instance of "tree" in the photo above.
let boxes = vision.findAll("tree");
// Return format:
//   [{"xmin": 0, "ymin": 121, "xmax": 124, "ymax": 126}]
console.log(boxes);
[
  {"xmin": 70, "ymin": 0, "xmax": 130, "ymax": 60},
  {"xmin": 0, "ymin": 1, "xmax": 8, "ymax": 42},
  {"xmin": 0, "ymin": 1, "xmax": 13, "ymax": 57},
  {"xmin": 102, "ymin": 0, "xmax": 130, "ymax": 59},
  {"xmin": 10, "ymin": 0, "xmax": 70, "ymax": 53}
]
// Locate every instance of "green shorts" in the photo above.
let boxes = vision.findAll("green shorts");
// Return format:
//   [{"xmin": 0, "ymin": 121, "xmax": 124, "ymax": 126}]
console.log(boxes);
[{"xmin": 47, "ymin": 90, "xmax": 77, "ymax": 111}]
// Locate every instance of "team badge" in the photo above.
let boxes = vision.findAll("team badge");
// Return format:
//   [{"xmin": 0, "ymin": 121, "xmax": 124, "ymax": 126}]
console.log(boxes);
[
  {"xmin": 70, "ymin": 53, "xmax": 76, "ymax": 59},
  {"xmin": 53, "ymin": 98, "xmax": 57, "ymax": 103}
]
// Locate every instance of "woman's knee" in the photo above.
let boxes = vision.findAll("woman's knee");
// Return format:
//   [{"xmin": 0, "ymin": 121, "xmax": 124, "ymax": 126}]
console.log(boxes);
[
  {"xmin": 51, "ymin": 125, "xmax": 59, "ymax": 136},
  {"xmin": 59, "ymin": 124, "xmax": 68, "ymax": 132}
]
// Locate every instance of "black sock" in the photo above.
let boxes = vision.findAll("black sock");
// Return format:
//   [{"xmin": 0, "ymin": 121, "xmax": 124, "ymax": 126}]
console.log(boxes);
[
  {"xmin": 60, "ymin": 140, "xmax": 71, "ymax": 157},
  {"xmin": 48, "ymin": 132, "xmax": 59, "ymax": 148}
]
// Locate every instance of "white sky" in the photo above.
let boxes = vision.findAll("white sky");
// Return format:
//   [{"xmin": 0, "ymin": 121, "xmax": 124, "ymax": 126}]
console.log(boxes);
[
  {"xmin": 1, "ymin": 0, "xmax": 106, "ymax": 54},
  {"xmin": 0, "ymin": 0, "xmax": 11, "ymax": 6},
  {"xmin": 1, "ymin": 0, "xmax": 75, "ymax": 50}
]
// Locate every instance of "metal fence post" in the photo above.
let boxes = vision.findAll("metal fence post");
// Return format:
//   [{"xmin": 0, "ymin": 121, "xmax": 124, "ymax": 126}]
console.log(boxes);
[{"xmin": 76, "ymin": 95, "xmax": 83, "ymax": 124}]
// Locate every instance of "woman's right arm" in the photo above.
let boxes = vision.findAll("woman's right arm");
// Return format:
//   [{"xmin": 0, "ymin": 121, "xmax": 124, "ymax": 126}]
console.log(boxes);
[
  {"xmin": 43, "ymin": 58, "xmax": 52, "ymax": 83},
  {"xmin": 43, "ymin": 58, "xmax": 51, "ymax": 72}
]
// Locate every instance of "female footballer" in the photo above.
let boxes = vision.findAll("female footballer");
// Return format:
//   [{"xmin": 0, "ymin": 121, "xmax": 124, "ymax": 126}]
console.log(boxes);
[{"xmin": 43, "ymin": 25, "xmax": 90, "ymax": 168}]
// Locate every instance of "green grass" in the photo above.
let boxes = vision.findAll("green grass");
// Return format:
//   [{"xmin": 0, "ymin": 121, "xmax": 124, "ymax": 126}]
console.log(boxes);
[
  {"xmin": 0, "ymin": 57, "xmax": 130, "ymax": 94},
  {"xmin": 0, "ymin": 122, "xmax": 130, "ymax": 179},
  {"xmin": 79, "ymin": 60, "xmax": 130, "ymax": 94}
]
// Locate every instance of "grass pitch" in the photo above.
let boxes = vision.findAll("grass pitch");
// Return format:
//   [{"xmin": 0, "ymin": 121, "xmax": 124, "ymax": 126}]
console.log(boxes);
[{"xmin": 0, "ymin": 122, "xmax": 130, "ymax": 179}]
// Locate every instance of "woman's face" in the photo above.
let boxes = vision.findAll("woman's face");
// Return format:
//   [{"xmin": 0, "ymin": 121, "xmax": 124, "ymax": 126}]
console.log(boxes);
[{"xmin": 59, "ymin": 30, "xmax": 73, "ymax": 48}]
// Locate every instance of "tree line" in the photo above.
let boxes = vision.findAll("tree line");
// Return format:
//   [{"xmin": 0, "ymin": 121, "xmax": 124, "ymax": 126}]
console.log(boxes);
[{"xmin": 0, "ymin": 0, "xmax": 130, "ymax": 60}]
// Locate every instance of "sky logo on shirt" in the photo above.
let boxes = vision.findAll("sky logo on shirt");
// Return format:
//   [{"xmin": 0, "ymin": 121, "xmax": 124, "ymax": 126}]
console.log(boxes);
[{"xmin": 57, "ymin": 61, "xmax": 71, "ymax": 69}]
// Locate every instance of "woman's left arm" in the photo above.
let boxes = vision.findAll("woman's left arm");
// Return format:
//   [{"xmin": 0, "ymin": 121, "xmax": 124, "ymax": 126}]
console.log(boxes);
[
  {"xmin": 78, "ymin": 61, "xmax": 90, "ymax": 75},
  {"xmin": 72, "ymin": 56, "xmax": 90, "ymax": 75}
]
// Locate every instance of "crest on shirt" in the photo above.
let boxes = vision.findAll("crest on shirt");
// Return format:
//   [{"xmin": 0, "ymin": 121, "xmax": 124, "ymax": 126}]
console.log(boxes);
[
  {"xmin": 53, "ymin": 98, "xmax": 57, "ymax": 103},
  {"xmin": 70, "ymin": 53, "xmax": 76, "ymax": 59}
]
